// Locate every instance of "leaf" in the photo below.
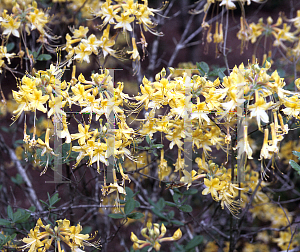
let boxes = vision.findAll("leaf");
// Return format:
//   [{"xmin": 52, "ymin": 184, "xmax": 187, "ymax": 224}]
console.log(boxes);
[
  {"xmin": 146, "ymin": 135, "xmax": 151, "ymax": 145},
  {"xmin": 167, "ymin": 210, "xmax": 175, "ymax": 219},
  {"xmin": 0, "ymin": 219, "xmax": 11, "ymax": 226},
  {"xmin": 183, "ymin": 188, "xmax": 198, "ymax": 195},
  {"xmin": 10, "ymin": 233, "xmax": 17, "ymax": 240},
  {"xmin": 153, "ymin": 144, "xmax": 164, "ymax": 149},
  {"xmin": 37, "ymin": 54, "xmax": 52, "ymax": 61},
  {"xmin": 0, "ymin": 233, "xmax": 5, "ymax": 240},
  {"xmin": 290, "ymin": 160, "xmax": 300, "ymax": 175},
  {"xmin": 81, "ymin": 226, "xmax": 92, "ymax": 234},
  {"xmin": 165, "ymin": 201, "xmax": 177, "ymax": 207},
  {"xmin": 127, "ymin": 212, "xmax": 144, "ymax": 219},
  {"xmin": 124, "ymin": 198, "xmax": 135, "ymax": 215},
  {"xmin": 7, "ymin": 206, "xmax": 13, "ymax": 220},
  {"xmin": 29, "ymin": 206, "xmax": 36, "ymax": 212},
  {"xmin": 11, "ymin": 174, "xmax": 24, "ymax": 185},
  {"xmin": 178, "ymin": 204, "xmax": 193, "ymax": 212},
  {"xmin": 170, "ymin": 220, "xmax": 184, "ymax": 226},
  {"xmin": 134, "ymin": 201, "xmax": 140, "ymax": 208},
  {"xmin": 196, "ymin": 62, "xmax": 209, "ymax": 76},
  {"xmin": 147, "ymin": 198, "xmax": 155, "ymax": 206},
  {"xmin": 14, "ymin": 209, "xmax": 30, "ymax": 223},
  {"xmin": 184, "ymin": 235, "xmax": 203, "ymax": 250},
  {"xmin": 125, "ymin": 187, "xmax": 134, "ymax": 199},
  {"xmin": 49, "ymin": 193, "xmax": 61, "ymax": 206},
  {"xmin": 6, "ymin": 42, "xmax": 15, "ymax": 52},
  {"xmin": 151, "ymin": 208, "xmax": 168, "ymax": 220},
  {"xmin": 292, "ymin": 151, "xmax": 300, "ymax": 160},
  {"xmin": 108, "ymin": 213, "xmax": 125, "ymax": 219},
  {"xmin": 217, "ymin": 69, "xmax": 226, "ymax": 79},
  {"xmin": 172, "ymin": 193, "xmax": 181, "ymax": 204},
  {"xmin": 39, "ymin": 200, "xmax": 49, "ymax": 207},
  {"xmin": 156, "ymin": 198, "xmax": 165, "ymax": 211},
  {"xmin": 14, "ymin": 213, "xmax": 30, "ymax": 223}
]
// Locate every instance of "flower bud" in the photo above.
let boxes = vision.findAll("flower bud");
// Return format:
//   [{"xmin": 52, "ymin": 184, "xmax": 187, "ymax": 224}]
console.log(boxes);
[
  {"xmin": 131, "ymin": 232, "xmax": 139, "ymax": 242},
  {"xmin": 265, "ymin": 60, "xmax": 271, "ymax": 69},
  {"xmin": 149, "ymin": 228, "xmax": 154, "ymax": 238},
  {"xmin": 168, "ymin": 67, "xmax": 175, "ymax": 75},
  {"xmin": 153, "ymin": 224, "xmax": 160, "ymax": 237},
  {"xmin": 153, "ymin": 241, "xmax": 161, "ymax": 251},
  {"xmin": 61, "ymin": 81, "xmax": 67, "ymax": 90},
  {"xmin": 155, "ymin": 73, "xmax": 160, "ymax": 81},
  {"xmin": 78, "ymin": 73, "xmax": 86, "ymax": 83},
  {"xmin": 133, "ymin": 242, "xmax": 140, "ymax": 250},
  {"xmin": 172, "ymin": 228, "xmax": 182, "ymax": 240},
  {"xmin": 141, "ymin": 228, "xmax": 148, "ymax": 238},
  {"xmin": 267, "ymin": 16, "xmax": 273, "ymax": 25},
  {"xmin": 160, "ymin": 223, "xmax": 166, "ymax": 237},
  {"xmin": 295, "ymin": 78, "xmax": 300, "ymax": 90},
  {"xmin": 45, "ymin": 85, "xmax": 52, "ymax": 94}
]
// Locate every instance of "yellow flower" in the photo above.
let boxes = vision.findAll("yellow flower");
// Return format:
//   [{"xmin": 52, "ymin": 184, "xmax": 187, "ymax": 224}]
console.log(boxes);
[
  {"xmin": 1, "ymin": 15, "xmax": 20, "ymax": 37},
  {"xmin": 72, "ymin": 26, "xmax": 89, "ymax": 38},
  {"xmin": 131, "ymin": 222, "xmax": 182, "ymax": 251},
  {"xmin": 248, "ymin": 90, "xmax": 271, "ymax": 130},
  {"xmin": 74, "ymin": 43, "xmax": 92, "ymax": 63},
  {"xmin": 115, "ymin": 12, "xmax": 135, "ymax": 32},
  {"xmin": 71, "ymin": 124, "xmax": 92, "ymax": 145},
  {"xmin": 28, "ymin": 89, "xmax": 49, "ymax": 113},
  {"xmin": 202, "ymin": 177, "xmax": 220, "ymax": 199}
]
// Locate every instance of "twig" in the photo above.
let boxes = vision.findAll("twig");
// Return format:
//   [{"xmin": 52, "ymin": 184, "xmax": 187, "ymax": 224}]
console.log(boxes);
[{"xmin": 0, "ymin": 133, "xmax": 43, "ymax": 211}]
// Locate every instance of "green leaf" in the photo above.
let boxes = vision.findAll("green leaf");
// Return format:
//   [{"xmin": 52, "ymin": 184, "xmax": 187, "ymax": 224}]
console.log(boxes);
[
  {"xmin": 165, "ymin": 201, "xmax": 177, "ymax": 207},
  {"xmin": 108, "ymin": 213, "xmax": 125, "ymax": 219},
  {"xmin": 217, "ymin": 69, "xmax": 226, "ymax": 79},
  {"xmin": 11, "ymin": 174, "xmax": 24, "ymax": 185},
  {"xmin": 6, "ymin": 42, "xmax": 15, "ymax": 52},
  {"xmin": 183, "ymin": 188, "xmax": 198, "ymax": 195},
  {"xmin": 178, "ymin": 204, "xmax": 193, "ymax": 212},
  {"xmin": 148, "ymin": 198, "xmax": 155, "ymax": 206},
  {"xmin": 167, "ymin": 210, "xmax": 175, "ymax": 219},
  {"xmin": 125, "ymin": 187, "xmax": 134, "ymax": 199},
  {"xmin": 49, "ymin": 193, "xmax": 61, "ymax": 206},
  {"xmin": 14, "ymin": 209, "xmax": 30, "ymax": 223},
  {"xmin": 124, "ymin": 198, "xmax": 135, "ymax": 215},
  {"xmin": 172, "ymin": 193, "xmax": 181, "ymax": 204},
  {"xmin": 170, "ymin": 220, "xmax": 184, "ymax": 226},
  {"xmin": 81, "ymin": 226, "xmax": 92, "ymax": 234},
  {"xmin": 10, "ymin": 233, "xmax": 17, "ymax": 240},
  {"xmin": 39, "ymin": 200, "xmax": 49, "ymax": 207},
  {"xmin": 134, "ymin": 201, "xmax": 140, "ymax": 208},
  {"xmin": 146, "ymin": 135, "xmax": 151, "ymax": 145},
  {"xmin": 156, "ymin": 198, "xmax": 165, "ymax": 211},
  {"xmin": 29, "ymin": 206, "xmax": 36, "ymax": 212},
  {"xmin": 0, "ymin": 219, "xmax": 11, "ymax": 226},
  {"xmin": 290, "ymin": 160, "xmax": 300, "ymax": 175},
  {"xmin": 196, "ymin": 62, "xmax": 209, "ymax": 76},
  {"xmin": 127, "ymin": 212, "xmax": 144, "ymax": 219},
  {"xmin": 153, "ymin": 144, "xmax": 164, "ymax": 149},
  {"xmin": 151, "ymin": 208, "xmax": 168, "ymax": 220},
  {"xmin": 184, "ymin": 235, "xmax": 203, "ymax": 250},
  {"xmin": 37, "ymin": 54, "xmax": 52, "ymax": 61},
  {"xmin": 0, "ymin": 233, "xmax": 5, "ymax": 240},
  {"xmin": 292, "ymin": 151, "xmax": 300, "ymax": 160},
  {"xmin": 7, "ymin": 206, "xmax": 13, "ymax": 220}
]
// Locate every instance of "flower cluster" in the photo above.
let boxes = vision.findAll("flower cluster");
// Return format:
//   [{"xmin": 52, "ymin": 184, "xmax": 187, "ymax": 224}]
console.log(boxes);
[
  {"xmin": 130, "ymin": 222, "xmax": 182, "ymax": 251},
  {"xmin": 61, "ymin": 0, "xmax": 165, "ymax": 68},
  {"xmin": 19, "ymin": 218, "xmax": 101, "ymax": 252}
]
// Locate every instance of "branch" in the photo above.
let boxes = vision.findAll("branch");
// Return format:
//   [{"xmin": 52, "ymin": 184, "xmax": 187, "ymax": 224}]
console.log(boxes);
[{"xmin": 0, "ymin": 133, "xmax": 43, "ymax": 211}]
